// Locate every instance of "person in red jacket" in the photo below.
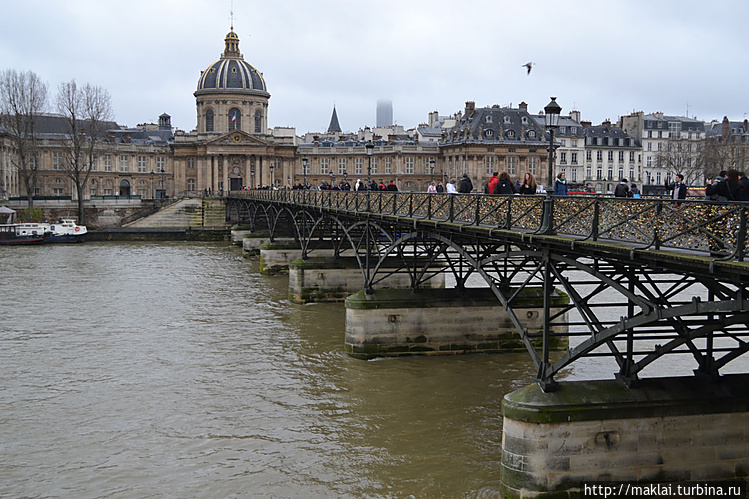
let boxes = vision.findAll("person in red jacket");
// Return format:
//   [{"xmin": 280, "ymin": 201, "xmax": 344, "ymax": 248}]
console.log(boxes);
[{"xmin": 487, "ymin": 172, "xmax": 499, "ymax": 195}]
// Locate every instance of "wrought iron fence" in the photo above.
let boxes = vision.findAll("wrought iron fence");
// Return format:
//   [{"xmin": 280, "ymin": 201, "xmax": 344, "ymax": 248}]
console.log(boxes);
[{"xmin": 232, "ymin": 190, "xmax": 749, "ymax": 260}]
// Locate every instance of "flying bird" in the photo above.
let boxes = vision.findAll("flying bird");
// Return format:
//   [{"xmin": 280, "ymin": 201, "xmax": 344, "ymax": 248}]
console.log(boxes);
[{"xmin": 522, "ymin": 62, "xmax": 535, "ymax": 75}]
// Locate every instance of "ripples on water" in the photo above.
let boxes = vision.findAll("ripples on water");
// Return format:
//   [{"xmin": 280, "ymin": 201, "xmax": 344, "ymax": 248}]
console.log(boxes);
[{"xmin": 0, "ymin": 242, "xmax": 540, "ymax": 498}]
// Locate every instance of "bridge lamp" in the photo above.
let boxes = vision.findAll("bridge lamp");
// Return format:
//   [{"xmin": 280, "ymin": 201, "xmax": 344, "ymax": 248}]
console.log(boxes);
[
  {"xmin": 269, "ymin": 163, "xmax": 275, "ymax": 189},
  {"xmin": 302, "ymin": 157, "xmax": 309, "ymax": 188},
  {"xmin": 366, "ymin": 141, "xmax": 374, "ymax": 210},
  {"xmin": 540, "ymin": 96, "xmax": 562, "ymax": 235},
  {"xmin": 429, "ymin": 158, "xmax": 435, "ymax": 185},
  {"xmin": 544, "ymin": 97, "xmax": 562, "ymax": 193}
]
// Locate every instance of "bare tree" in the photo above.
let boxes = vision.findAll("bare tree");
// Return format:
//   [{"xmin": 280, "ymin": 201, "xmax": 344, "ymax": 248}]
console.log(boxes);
[
  {"xmin": 56, "ymin": 80, "xmax": 113, "ymax": 223},
  {"xmin": 698, "ymin": 136, "xmax": 749, "ymax": 180},
  {"xmin": 655, "ymin": 139, "xmax": 704, "ymax": 185},
  {"xmin": 0, "ymin": 69, "xmax": 48, "ymax": 207}
]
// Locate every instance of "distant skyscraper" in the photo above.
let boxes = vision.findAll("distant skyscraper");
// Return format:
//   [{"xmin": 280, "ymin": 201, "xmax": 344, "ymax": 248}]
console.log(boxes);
[{"xmin": 376, "ymin": 100, "xmax": 393, "ymax": 127}]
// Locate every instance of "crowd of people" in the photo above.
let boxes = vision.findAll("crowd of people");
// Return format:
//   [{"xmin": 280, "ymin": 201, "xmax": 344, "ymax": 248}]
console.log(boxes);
[{"xmin": 241, "ymin": 169, "xmax": 749, "ymax": 203}]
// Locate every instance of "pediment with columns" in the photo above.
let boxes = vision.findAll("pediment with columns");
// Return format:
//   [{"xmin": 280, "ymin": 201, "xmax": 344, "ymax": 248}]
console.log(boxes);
[{"xmin": 205, "ymin": 130, "xmax": 272, "ymax": 148}]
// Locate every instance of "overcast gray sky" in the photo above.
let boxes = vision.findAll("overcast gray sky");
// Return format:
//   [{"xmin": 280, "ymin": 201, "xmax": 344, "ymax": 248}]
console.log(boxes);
[{"xmin": 1, "ymin": 0, "xmax": 747, "ymax": 134}]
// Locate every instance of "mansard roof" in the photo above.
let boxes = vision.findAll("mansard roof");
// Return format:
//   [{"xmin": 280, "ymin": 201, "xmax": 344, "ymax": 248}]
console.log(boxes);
[
  {"xmin": 583, "ymin": 125, "xmax": 639, "ymax": 147},
  {"xmin": 443, "ymin": 106, "xmax": 547, "ymax": 145},
  {"xmin": 643, "ymin": 114, "xmax": 705, "ymax": 132}
]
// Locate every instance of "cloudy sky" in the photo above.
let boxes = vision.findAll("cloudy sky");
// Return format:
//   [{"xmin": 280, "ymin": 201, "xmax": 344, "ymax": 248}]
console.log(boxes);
[{"xmin": 1, "ymin": 0, "xmax": 747, "ymax": 134}]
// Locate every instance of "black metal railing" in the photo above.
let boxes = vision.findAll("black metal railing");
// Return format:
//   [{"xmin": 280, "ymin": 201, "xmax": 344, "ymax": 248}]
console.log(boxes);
[{"xmin": 231, "ymin": 190, "xmax": 749, "ymax": 260}]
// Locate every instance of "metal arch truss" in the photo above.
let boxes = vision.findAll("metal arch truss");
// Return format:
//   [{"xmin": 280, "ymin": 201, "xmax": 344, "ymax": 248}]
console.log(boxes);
[{"xmin": 228, "ymin": 194, "xmax": 749, "ymax": 390}]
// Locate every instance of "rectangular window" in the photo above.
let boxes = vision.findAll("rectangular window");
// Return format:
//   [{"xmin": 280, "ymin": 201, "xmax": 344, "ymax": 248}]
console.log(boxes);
[
  {"xmin": 629, "ymin": 151, "xmax": 635, "ymax": 162},
  {"xmin": 571, "ymin": 168, "xmax": 577, "ymax": 182},
  {"xmin": 138, "ymin": 156, "xmax": 147, "ymax": 173},
  {"xmin": 647, "ymin": 142, "xmax": 652, "ymax": 151},
  {"xmin": 485, "ymin": 155, "xmax": 495, "ymax": 174},
  {"xmin": 618, "ymin": 167, "xmax": 623, "ymax": 179},
  {"xmin": 618, "ymin": 151, "xmax": 624, "ymax": 161},
  {"xmin": 53, "ymin": 188, "xmax": 64, "ymax": 196},
  {"xmin": 355, "ymin": 157, "xmax": 363, "ymax": 175},
  {"xmin": 120, "ymin": 155, "xmax": 129, "ymax": 172},
  {"xmin": 571, "ymin": 152, "xmax": 578, "ymax": 164},
  {"xmin": 629, "ymin": 168, "xmax": 634, "ymax": 180},
  {"xmin": 607, "ymin": 151, "xmax": 613, "ymax": 161},
  {"xmin": 385, "ymin": 157, "xmax": 392, "ymax": 174},
  {"xmin": 572, "ymin": 139, "xmax": 578, "ymax": 147},
  {"xmin": 608, "ymin": 167, "xmax": 613, "ymax": 180},
  {"xmin": 90, "ymin": 155, "xmax": 98, "ymax": 171},
  {"xmin": 506, "ymin": 156, "xmax": 517, "ymax": 175},
  {"xmin": 405, "ymin": 157, "xmax": 414, "ymax": 174},
  {"xmin": 560, "ymin": 152, "xmax": 567, "ymax": 164},
  {"xmin": 647, "ymin": 156, "xmax": 652, "ymax": 167},
  {"xmin": 104, "ymin": 155, "xmax": 112, "ymax": 172},
  {"xmin": 586, "ymin": 150, "xmax": 592, "ymax": 161},
  {"xmin": 657, "ymin": 142, "xmax": 662, "ymax": 151},
  {"xmin": 528, "ymin": 156, "xmax": 538, "ymax": 175},
  {"xmin": 596, "ymin": 151, "xmax": 602, "ymax": 161},
  {"xmin": 371, "ymin": 157, "xmax": 378, "ymax": 174},
  {"xmin": 338, "ymin": 158, "xmax": 346, "ymax": 175},
  {"xmin": 320, "ymin": 158, "xmax": 329, "ymax": 174},
  {"xmin": 157, "ymin": 157, "xmax": 165, "ymax": 171},
  {"xmin": 596, "ymin": 167, "xmax": 602, "ymax": 180},
  {"xmin": 53, "ymin": 151, "xmax": 63, "ymax": 170},
  {"xmin": 586, "ymin": 166, "xmax": 592, "ymax": 179},
  {"xmin": 187, "ymin": 157, "xmax": 195, "ymax": 169}
]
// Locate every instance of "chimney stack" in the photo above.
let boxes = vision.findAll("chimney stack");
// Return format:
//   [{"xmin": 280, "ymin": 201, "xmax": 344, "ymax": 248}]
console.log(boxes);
[{"xmin": 465, "ymin": 101, "xmax": 476, "ymax": 118}]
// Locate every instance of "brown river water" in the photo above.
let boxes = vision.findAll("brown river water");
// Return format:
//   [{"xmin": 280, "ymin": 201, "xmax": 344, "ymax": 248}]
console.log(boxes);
[{"xmin": 0, "ymin": 242, "xmax": 745, "ymax": 498}]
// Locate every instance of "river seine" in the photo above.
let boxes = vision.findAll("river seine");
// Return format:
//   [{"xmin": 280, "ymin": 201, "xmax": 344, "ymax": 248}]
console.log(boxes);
[{"xmin": 1, "ymin": 242, "xmax": 746, "ymax": 498}]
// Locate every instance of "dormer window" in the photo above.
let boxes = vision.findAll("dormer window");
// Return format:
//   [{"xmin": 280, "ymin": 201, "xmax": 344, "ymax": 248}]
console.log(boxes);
[
  {"xmin": 504, "ymin": 116, "xmax": 511, "ymax": 124},
  {"xmin": 528, "ymin": 130, "xmax": 536, "ymax": 138},
  {"xmin": 485, "ymin": 129, "xmax": 494, "ymax": 138},
  {"xmin": 506, "ymin": 130, "xmax": 515, "ymax": 139},
  {"xmin": 486, "ymin": 115, "xmax": 493, "ymax": 124},
  {"xmin": 521, "ymin": 116, "xmax": 528, "ymax": 124}
]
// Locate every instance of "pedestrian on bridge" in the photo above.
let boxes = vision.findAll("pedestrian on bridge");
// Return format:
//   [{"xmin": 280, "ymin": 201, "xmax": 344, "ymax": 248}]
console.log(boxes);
[
  {"xmin": 487, "ymin": 172, "xmax": 499, "ymax": 194},
  {"xmin": 494, "ymin": 172, "xmax": 517, "ymax": 195},
  {"xmin": 614, "ymin": 179, "xmax": 632, "ymax": 198},
  {"xmin": 446, "ymin": 179, "xmax": 458, "ymax": 194},
  {"xmin": 518, "ymin": 172, "xmax": 538, "ymax": 195},
  {"xmin": 458, "ymin": 174, "xmax": 473, "ymax": 193},
  {"xmin": 665, "ymin": 174, "xmax": 687, "ymax": 205},
  {"xmin": 553, "ymin": 172, "xmax": 568, "ymax": 196}
]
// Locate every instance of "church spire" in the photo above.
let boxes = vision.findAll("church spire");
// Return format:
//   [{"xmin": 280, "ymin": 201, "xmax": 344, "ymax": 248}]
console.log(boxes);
[{"xmin": 327, "ymin": 106, "xmax": 342, "ymax": 133}]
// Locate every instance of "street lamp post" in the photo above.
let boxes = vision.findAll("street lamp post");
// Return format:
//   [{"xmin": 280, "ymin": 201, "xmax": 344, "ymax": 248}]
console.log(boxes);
[
  {"xmin": 269, "ymin": 164, "xmax": 275, "ymax": 189},
  {"xmin": 540, "ymin": 96, "xmax": 561, "ymax": 235},
  {"xmin": 429, "ymin": 157, "xmax": 435, "ymax": 185},
  {"xmin": 365, "ymin": 141, "xmax": 374, "ymax": 210},
  {"xmin": 150, "ymin": 170, "xmax": 154, "ymax": 200},
  {"xmin": 302, "ymin": 157, "xmax": 308, "ymax": 189},
  {"xmin": 251, "ymin": 167, "xmax": 255, "ymax": 189}
]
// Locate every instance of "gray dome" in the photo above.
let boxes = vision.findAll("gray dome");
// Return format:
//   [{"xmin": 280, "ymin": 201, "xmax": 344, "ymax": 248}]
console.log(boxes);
[{"xmin": 196, "ymin": 29, "xmax": 268, "ymax": 96}]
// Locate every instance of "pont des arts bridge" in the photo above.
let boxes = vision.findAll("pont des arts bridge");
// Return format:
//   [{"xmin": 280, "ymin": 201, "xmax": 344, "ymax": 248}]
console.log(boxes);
[{"xmin": 227, "ymin": 190, "xmax": 749, "ymax": 497}]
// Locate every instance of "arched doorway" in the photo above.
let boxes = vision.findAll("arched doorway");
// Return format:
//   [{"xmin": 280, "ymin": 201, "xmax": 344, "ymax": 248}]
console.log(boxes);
[{"xmin": 120, "ymin": 179, "xmax": 131, "ymax": 198}]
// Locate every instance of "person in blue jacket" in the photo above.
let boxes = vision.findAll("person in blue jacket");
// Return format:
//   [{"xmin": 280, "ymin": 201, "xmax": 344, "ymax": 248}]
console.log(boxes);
[{"xmin": 553, "ymin": 172, "xmax": 568, "ymax": 196}]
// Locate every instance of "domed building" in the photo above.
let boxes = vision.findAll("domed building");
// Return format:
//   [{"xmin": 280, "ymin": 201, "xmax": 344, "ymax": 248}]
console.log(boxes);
[
  {"xmin": 172, "ymin": 26, "xmax": 296, "ymax": 193},
  {"xmin": 194, "ymin": 28, "xmax": 270, "ymax": 135}
]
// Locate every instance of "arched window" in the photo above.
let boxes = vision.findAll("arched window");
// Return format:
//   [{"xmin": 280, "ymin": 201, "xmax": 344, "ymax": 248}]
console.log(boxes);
[
  {"xmin": 228, "ymin": 108, "xmax": 241, "ymax": 131},
  {"xmin": 255, "ymin": 110, "xmax": 262, "ymax": 133},
  {"xmin": 206, "ymin": 109, "xmax": 214, "ymax": 132}
]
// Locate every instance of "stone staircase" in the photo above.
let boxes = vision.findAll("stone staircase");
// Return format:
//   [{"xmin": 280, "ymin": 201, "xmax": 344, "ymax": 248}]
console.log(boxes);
[{"xmin": 125, "ymin": 198, "xmax": 228, "ymax": 228}]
